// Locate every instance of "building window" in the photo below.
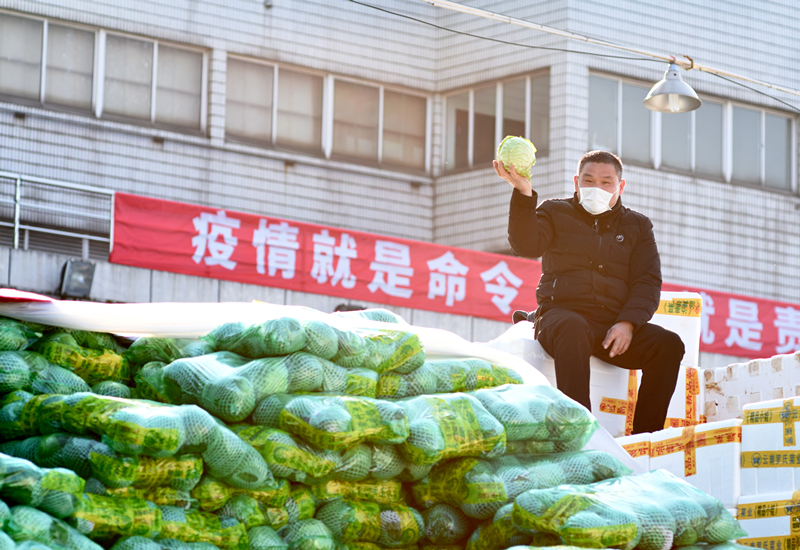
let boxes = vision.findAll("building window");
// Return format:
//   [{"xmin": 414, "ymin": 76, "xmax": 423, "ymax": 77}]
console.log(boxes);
[
  {"xmin": 444, "ymin": 71, "xmax": 550, "ymax": 172},
  {"xmin": 589, "ymin": 72, "xmax": 796, "ymax": 192},
  {"xmin": 0, "ymin": 12, "xmax": 207, "ymax": 132},
  {"xmin": 224, "ymin": 59, "xmax": 428, "ymax": 171}
]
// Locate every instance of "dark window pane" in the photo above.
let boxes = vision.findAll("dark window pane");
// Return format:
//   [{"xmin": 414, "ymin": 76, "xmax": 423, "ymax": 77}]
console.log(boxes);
[
  {"xmin": 695, "ymin": 101, "xmax": 723, "ymax": 178},
  {"xmin": 588, "ymin": 75, "xmax": 617, "ymax": 152},
  {"xmin": 732, "ymin": 106, "xmax": 761, "ymax": 183}
]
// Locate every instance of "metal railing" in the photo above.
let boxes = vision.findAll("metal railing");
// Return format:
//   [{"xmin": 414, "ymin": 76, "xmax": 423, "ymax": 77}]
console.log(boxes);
[{"xmin": 0, "ymin": 171, "xmax": 115, "ymax": 258}]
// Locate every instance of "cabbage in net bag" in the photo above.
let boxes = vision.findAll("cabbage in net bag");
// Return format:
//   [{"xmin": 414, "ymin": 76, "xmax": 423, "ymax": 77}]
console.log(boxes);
[
  {"xmin": 285, "ymin": 485, "xmax": 316, "ymax": 523},
  {"xmin": 158, "ymin": 506, "xmax": 248, "ymax": 550},
  {"xmin": 252, "ymin": 394, "xmax": 409, "ymax": 451},
  {"xmin": 0, "ymin": 351, "xmax": 33, "ymax": 395},
  {"xmin": 398, "ymin": 393, "xmax": 506, "ymax": 465},
  {"xmin": 0, "ymin": 390, "xmax": 34, "ymax": 439},
  {"xmin": 191, "ymin": 476, "xmax": 290, "ymax": 513},
  {"xmin": 67, "ymin": 493, "xmax": 162, "ymax": 541},
  {"xmin": 92, "ymin": 381, "xmax": 132, "ymax": 398},
  {"xmin": 218, "ymin": 494, "xmax": 272, "ymax": 529},
  {"xmin": 315, "ymin": 500, "xmax": 424, "ymax": 548},
  {"xmin": 283, "ymin": 354, "xmax": 377, "ymax": 398},
  {"xmin": 30, "ymin": 364, "xmax": 91, "ymax": 396},
  {"xmin": 5, "ymin": 505, "xmax": 104, "ymax": 550},
  {"xmin": 203, "ymin": 318, "xmax": 307, "ymax": 359},
  {"xmin": 248, "ymin": 526, "xmax": 288, "ymax": 550},
  {"xmin": 278, "ymin": 518, "xmax": 336, "ymax": 550},
  {"xmin": 512, "ymin": 470, "xmax": 747, "ymax": 549},
  {"xmin": 134, "ymin": 362, "xmax": 170, "ymax": 403},
  {"xmin": 229, "ymin": 425, "xmax": 340, "ymax": 483},
  {"xmin": 0, "ymin": 452, "xmax": 84, "ymax": 518},
  {"xmin": 124, "ymin": 338, "xmax": 186, "ymax": 369},
  {"xmin": 375, "ymin": 364, "xmax": 437, "ymax": 399},
  {"xmin": 331, "ymin": 308, "xmax": 408, "ymax": 325},
  {"xmin": 52, "ymin": 329, "xmax": 127, "ymax": 355},
  {"xmin": 0, "ymin": 532, "xmax": 12, "ymax": 550},
  {"xmin": 110, "ymin": 536, "xmax": 222, "ymax": 550},
  {"xmin": 465, "ymin": 503, "xmax": 560, "ymax": 550},
  {"xmin": 162, "ymin": 351, "xmax": 286, "ymax": 422},
  {"xmin": 427, "ymin": 359, "xmax": 522, "ymax": 394},
  {"xmin": 421, "ymin": 504, "xmax": 475, "ymax": 546},
  {"xmin": 31, "ymin": 333, "xmax": 130, "ymax": 386},
  {"xmin": 470, "ymin": 384, "xmax": 597, "ymax": 446},
  {"xmin": 358, "ymin": 329, "xmax": 425, "ymax": 375},
  {"xmin": 1, "ymin": 433, "xmax": 139, "ymax": 489},
  {"xmin": 0, "ymin": 318, "xmax": 39, "ymax": 352}
]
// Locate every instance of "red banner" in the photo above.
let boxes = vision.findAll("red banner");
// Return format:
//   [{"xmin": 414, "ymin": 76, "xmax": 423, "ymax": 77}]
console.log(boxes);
[
  {"xmin": 110, "ymin": 193, "xmax": 542, "ymax": 323},
  {"xmin": 662, "ymin": 282, "xmax": 800, "ymax": 360},
  {"xmin": 110, "ymin": 192, "xmax": 800, "ymax": 359}
]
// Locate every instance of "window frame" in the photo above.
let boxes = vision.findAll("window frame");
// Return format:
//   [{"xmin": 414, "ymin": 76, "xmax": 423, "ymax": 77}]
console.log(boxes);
[
  {"xmin": 224, "ymin": 57, "xmax": 432, "ymax": 173},
  {"xmin": 589, "ymin": 71, "xmax": 798, "ymax": 193},
  {"xmin": 442, "ymin": 69, "xmax": 550, "ymax": 173},
  {"xmin": 0, "ymin": 9, "xmax": 209, "ymax": 133}
]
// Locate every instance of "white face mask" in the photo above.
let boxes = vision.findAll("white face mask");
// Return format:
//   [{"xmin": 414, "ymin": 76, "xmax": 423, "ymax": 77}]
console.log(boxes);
[{"xmin": 578, "ymin": 186, "xmax": 615, "ymax": 215}]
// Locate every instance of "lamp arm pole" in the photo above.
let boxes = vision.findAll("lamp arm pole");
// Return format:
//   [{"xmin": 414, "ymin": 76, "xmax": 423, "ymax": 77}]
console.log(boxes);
[{"xmin": 417, "ymin": 0, "xmax": 800, "ymax": 99}]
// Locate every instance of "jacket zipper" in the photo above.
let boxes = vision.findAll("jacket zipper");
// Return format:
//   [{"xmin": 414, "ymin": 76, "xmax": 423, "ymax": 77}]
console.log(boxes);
[{"xmin": 593, "ymin": 218, "xmax": 603, "ymax": 262}]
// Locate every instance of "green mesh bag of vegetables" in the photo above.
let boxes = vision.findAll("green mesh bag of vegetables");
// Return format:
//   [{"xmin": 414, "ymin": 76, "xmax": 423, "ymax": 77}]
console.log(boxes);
[
  {"xmin": 426, "ymin": 359, "xmax": 521, "ymax": 394},
  {"xmin": 134, "ymin": 362, "xmax": 170, "ymax": 403},
  {"xmin": 0, "ymin": 499, "xmax": 10, "ymax": 529},
  {"xmin": 358, "ymin": 329, "xmax": 425, "ymax": 375},
  {"xmin": 0, "ymin": 452, "xmax": 84, "ymax": 518},
  {"xmin": 67, "ymin": 493, "xmax": 162, "ymax": 541},
  {"xmin": 50, "ymin": 329, "xmax": 127, "ymax": 355},
  {"xmin": 0, "ymin": 317, "xmax": 39, "ymax": 352},
  {"xmin": 5, "ymin": 505, "xmax": 105, "ymax": 550},
  {"xmin": 512, "ymin": 470, "xmax": 747, "ymax": 549},
  {"xmin": 465, "ymin": 503, "xmax": 560, "ymax": 550},
  {"xmin": 375, "ymin": 363, "xmax": 437, "ymax": 399},
  {"xmin": 278, "ymin": 518, "xmax": 336, "ymax": 550},
  {"xmin": 30, "ymin": 364, "xmax": 91, "ymax": 396},
  {"xmin": 248, "ymin": 526, "xmax": 288, "ymax": 550},
  {"xmin": 158, "ymin": 506, "xmax": 248, "ymax": 550},
  {"xmin": 309, "ymin": 479, "xmax": 402, "ymax": 505},
  {"xmin": 398, "ymin": 393, "xmax": 506, "ymax": 466},
  {"xmin": 106, "ymin": 486, "xmax": 197, "ymax": 509},
  {"xmin": 315, "ymin": 500, "xmax": 424, "ymax": 548},
  {"xmin": 200, "ymin": 421, "xmax": 274, "ymax": 490},
  {"xmin": 285, "ymin": 485, "xmax": 316, "ymax": 523},
  {"xmin": 125, "ymin": 338, "xmax": 186, "ymax": 370},
  {"xmin": 0, "ymin": 351, "xmax": 32, "ymax": 395},
  {"xmin": 252, "ymin": 393, "xmax": 409, "ymax": 451},
  {"xmin": 421, "ymin": 504, "xmax": 475, "ymax": 546},
  {"xmin": 336, "ymin": 544, "xmax": 418, "ymax": 550},
  {"xmin": 470, "ymin": 384, "xmax": 597, "ymax": 446},
  {"xmin": 110, "ymin": 536, "xmax": 222, "ymax": 550},
  {"xmin": 367, "ymin": 443, "xmax": 407, "ymax": 480},
  {"xmin": 411, "ymin": 458, "xmax": 506, "ymax": 520},
  {"xmin": 203, "ymin": 318, "xmax": 307, "ymax": 359},
  {"xmin": 218, "ymin": 494, "xmax": 269, "ymax": 529},
  {"xmin": 31, "ymin": 333, "xmax": 130, "ymax": 386},
  {"xmin": 162, "ymin": 352, "xmax": 288, "ymax": 422},
  {"xmin": 0, "ymin": 532, "xmax": 12, "ymax": 550},
  {"xmin": 1, "ymin": 433, "xmax": 138, "ymax": 489},
  {"xmin": 329, "ymin": 327, "xmax": 368, "ymax": 369},
  {"xmin": 230, "ymin": 425, "xmax": 340, "ymax": 483},
  {"xmin": 191, "ymin": 476, "xmax": 290, "ymax": 513},
  {"xmin": 92, "ymin": 381, "xmax": 132, "ymax": 398}
]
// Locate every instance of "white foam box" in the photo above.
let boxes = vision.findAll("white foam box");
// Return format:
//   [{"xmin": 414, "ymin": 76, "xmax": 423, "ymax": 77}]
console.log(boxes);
[
  {"xmin": 615, "ymin": 432, "xmax": 651, "ymax": 472},
  {"xmin": 651, "ymin": 291, "xmax": 703, "ymax": 368},
  {"xmin": 704, "ymin": 352, "xmax": 800, "ymax": 424},
  {"xmin": 741, "ymin": 396, "xmax": 800, "ymax": 497},
  {"xmin": 484, "ymin": 321, "xmax": 636, "ymax": 438},
  {"xmin": 736, "ymin": 491, "xmax": 800, "ymax": 547},
  {"xmin": 649, "ymin": 418, "xmax": 742, "ymax": 509}
]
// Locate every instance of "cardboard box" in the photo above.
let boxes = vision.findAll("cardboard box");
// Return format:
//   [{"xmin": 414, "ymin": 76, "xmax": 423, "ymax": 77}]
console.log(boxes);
[
  {"xmin": 649, "ymin": 419, "xmax": 742, "ymax": 509},
  {"xmin": 736, "ymin": 491, "xmax": 800, "ymax": 547},
  {"xmin": 741, "ymin": 397, "xmax": 800, "ymax": 497},
  {"xmin": 615, "ymin": 432, "xmax": 651, "ymax": 473}
]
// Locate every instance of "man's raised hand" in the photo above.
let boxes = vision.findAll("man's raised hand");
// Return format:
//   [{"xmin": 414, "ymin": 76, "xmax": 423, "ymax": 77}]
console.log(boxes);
[{"xmin": 493, "ymin": 160, "xmax": 532, "ymax": 196}]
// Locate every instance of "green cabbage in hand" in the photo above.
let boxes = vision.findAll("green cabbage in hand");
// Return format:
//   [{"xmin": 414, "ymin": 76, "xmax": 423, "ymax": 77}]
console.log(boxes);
[{"xmin": 496, "ymin": 136, "xmax": 537, "ymax": 179}]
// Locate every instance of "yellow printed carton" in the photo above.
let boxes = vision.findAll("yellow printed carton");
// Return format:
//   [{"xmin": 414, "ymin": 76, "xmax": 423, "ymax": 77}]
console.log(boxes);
[
  {"xmin": 741, "ymin": 397, "xmax": 800, "ymax": 496},
  {"xmin": 737, "ymin": 491, "xmax": 800, "ymax": 548}
]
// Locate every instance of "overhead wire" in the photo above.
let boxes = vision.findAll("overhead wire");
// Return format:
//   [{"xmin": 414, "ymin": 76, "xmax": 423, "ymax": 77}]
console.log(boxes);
[{"xmin": 349, "ymin": 0, "xmax": 799, "ymax": 112}]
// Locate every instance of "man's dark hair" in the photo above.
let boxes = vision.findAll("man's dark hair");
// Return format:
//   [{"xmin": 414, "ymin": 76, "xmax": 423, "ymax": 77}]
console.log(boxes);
[{"xmin": 577, "ymin": 150, "xmax": 623, "ymax": 180}]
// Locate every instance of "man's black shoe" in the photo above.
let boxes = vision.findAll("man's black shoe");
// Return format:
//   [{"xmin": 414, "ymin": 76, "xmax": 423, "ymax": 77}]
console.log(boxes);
[{"xmin": 512, "ymin": 310, "xmax": 530, "ymax": 324}]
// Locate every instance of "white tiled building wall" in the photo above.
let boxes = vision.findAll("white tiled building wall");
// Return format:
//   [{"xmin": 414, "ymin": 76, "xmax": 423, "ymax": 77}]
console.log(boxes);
[{"xmin": 0, "ymin": 0, "xmax": 799, "ymax": 360}]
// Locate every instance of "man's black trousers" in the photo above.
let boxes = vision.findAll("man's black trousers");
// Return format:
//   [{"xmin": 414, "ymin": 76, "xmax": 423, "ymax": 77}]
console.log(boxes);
[{"xmin": 536, "ymin": 307, "xmax": 685, "ymax": 435}]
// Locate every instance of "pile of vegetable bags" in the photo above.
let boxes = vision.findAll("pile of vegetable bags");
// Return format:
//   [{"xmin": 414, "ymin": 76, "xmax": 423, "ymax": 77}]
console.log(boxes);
[{"xmin": 0, "ymin": 293, "xmax": 747, "ymax": 550}]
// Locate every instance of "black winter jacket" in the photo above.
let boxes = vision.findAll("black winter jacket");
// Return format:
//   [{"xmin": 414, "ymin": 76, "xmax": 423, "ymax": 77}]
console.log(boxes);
[{"xmin": 508, "ymin": 188, "xmax": 662, "ymax": 329}]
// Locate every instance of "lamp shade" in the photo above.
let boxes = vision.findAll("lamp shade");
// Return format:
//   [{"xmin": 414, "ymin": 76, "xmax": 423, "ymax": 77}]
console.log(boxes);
[{"xmin": 643, "ymin": 63, "xmax": 702, "ymax": 113}]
